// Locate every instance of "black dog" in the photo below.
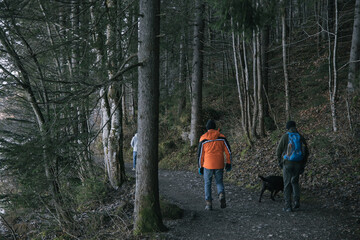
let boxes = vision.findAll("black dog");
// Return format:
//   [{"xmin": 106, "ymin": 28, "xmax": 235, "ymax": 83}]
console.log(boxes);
[{"xmin": 258, "ymin": 175, "xmax": 284, "ymax": 202}]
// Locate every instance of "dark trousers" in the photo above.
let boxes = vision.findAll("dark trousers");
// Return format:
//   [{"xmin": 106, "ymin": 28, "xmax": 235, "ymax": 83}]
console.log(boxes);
[{"xmin": 283, "ymin": 160, "xmax": 302, "ymax": 208}]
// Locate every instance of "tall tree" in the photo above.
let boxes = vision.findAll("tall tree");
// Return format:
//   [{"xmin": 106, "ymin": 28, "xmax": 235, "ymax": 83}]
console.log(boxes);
[
  {"xmin": 328, "ymin": 0, "xmax": 338, "ymax": 132},
  {"xmin": 102, "ymin": 0, "xmax": 126, "ymax": 189},
  {"xmin": 347, "ymin": 0, "xmax": 360, "ymax": 93},
  {"xmin": 189, "ymin": 0, "xmax": 205, "ymax": 146},
  {"xmin": 281, "ymin": 0, "xmax": 291, "ymax": 121},
  {"xmin": 346, "ymin": 0, "xmax": 360, "ymax": 131},
  {"xmin": 134, "ymin": 0, "xmax": 166, "ymax": 234}
]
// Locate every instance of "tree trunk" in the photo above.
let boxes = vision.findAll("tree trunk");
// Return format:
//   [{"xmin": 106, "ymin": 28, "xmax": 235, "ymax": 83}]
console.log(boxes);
[
  {"xmin": 231, "ymin": 18, "xmax": 250, "ymax": 144},
  {"xmin": 251, "ymin": 30, "xmax": 258, "ymax": 139},
  {"xmin": 261, "ymin": 24, "xmax": 270, "ymax": 120},
  {"xmin": 346, "ymin": 0, "xmax": 360, "ymax": 131},
  {"xmin": 282, "ymin": 3, "xmax": 291, "ymax": 121},
  {"xmin": 189, "ymin": 0, "xmax": 205, "ymax": 146},
  {"xmin": 328, "ymin": 0, "xmax": 338, "ymax": 132},
  {"xmin": 257, "ymin": 30, "xmax": 265, "ymax": 137},
  {"xmin": 99, "ymin": 0, "xmax": 126, "ymax": 189},
  {"xmin": 134, "ymin": 0, "xmax": 166, "ymax": 234},
  {"xmin": 178, "ymin": 33, "xmax": 187, "ymax": 116},
  {"xmin": 347, "ymin": 0, "xmax": 360, "ymax": 93},
  {"xmin": 241, "ymin": 34, "xmax": 252, "ymax": 136}
]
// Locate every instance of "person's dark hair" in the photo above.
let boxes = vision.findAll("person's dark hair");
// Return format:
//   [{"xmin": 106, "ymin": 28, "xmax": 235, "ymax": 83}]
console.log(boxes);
[
  {"xmin": 286, "ymin": 120, "xmax": 296, "ymax": 130},
  {"xmin": 206, "ymin": 119, "xmax": 216, "ymax": 130}
]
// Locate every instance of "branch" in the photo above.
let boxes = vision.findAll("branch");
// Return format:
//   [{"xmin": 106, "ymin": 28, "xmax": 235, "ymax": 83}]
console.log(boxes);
[
  {"xmin": 0, "ymin": 214, "xmax": 17, "ymax": 240},
  {"xmin": 109, "ymin": 54, "xmax": 141, "ymax": 81}
]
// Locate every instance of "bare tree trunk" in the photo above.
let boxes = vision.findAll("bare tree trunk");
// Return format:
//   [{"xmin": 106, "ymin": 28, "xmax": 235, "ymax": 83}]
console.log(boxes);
[
  {"xmin": 257, "ymin": 30, "xmax": 265, "ymax": 137},
  {"xmin": 282, "ymin": 3, "xmax": 291, "ymax": 121},
  {"xmin": 251, "ymin": 30, "xmax": 258, "ymax": 139},
  {"xmin": 190, "ymin": 0, "xmax": 205, "ymax": 146},
  {"xmin": 134, "ymin": 0, "xmax": 166, "ymax": 234},
  {"xmin": 328, "ymin": 0, "xmax": 338, "ymax": 132},
  {"xmin": 261, "ymin": 24, "xmax": 270, "ymax": 120},
  {"xmin": 103, "ymin": 0, "xmax": 126, "ymax": 189},
  {"xmin": 231, "ymin": 18, "xmax": 250, "ymax": 144},
  {"xmin": 241, "ymin": 33, "xmax": 252, "ymax": 136},
  {"xmin": 346, "ymin": 0, "xmax": 360, "ymax": 131},
  {"xmin": 178, "ymin": 32, "xmax": 187, "ymax": 116}
]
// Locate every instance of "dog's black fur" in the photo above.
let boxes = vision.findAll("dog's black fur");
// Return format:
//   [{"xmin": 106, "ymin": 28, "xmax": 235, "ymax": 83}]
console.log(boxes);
[{"xmin": 258, "ymin": 175, "xmax": 284, "ymax": 202}]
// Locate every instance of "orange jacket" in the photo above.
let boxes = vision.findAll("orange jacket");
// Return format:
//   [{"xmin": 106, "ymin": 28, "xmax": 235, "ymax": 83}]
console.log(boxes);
[{"xmin": 197, "ymin": 129, "xmax": 232, "ymax": 169}]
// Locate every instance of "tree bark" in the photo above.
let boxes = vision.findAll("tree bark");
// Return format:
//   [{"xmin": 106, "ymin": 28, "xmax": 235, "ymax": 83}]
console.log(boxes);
[
  {"xmin": 251, "ymin": 30, "xmax": 258, "ymax": 139},
  {"xmin": 98, "ymin": 0, "xmax": 126, "ymax": 189},
  {"xmin": 189, "ymin": 0, "xmax": 205, "ymax": 146},
  {"xmin": 328, "ymin": 0, "xmax": 338, "ymax": 132},
  {"xmin": 261, "ymin": 24, "xmax": 270, "ymax": 120},
  {"xmin": 134, "ymin": 0, "xmax": 166, "ymax": 234},
  {"xmin": 178, "ymin": 33, "xmax": 187, "ymax": 116},
  {"xmin": 347, "ymin": 0, "xmax": 360, "ymax": 93},
  {"xmin": 346, "ymin": 0, "xmax": 360, "ymax": 131},
  {"xmin": 257, "ymin": 30, "xmax": 265, "ymax": 137},
  {"xmin": 282, "ymin": 2, "xmax": 291, "ymax": 121}
]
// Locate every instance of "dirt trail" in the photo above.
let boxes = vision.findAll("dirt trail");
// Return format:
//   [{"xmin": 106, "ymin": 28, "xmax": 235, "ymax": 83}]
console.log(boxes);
[{"xmin": 154, "ymin": 169, "xmax": 359, "ymax": 240}]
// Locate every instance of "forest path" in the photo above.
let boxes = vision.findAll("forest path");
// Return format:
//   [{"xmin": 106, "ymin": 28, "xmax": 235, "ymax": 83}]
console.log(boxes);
[{"xmin": 152, "ymin": 169, "xmax": 358, "ymax": 240}]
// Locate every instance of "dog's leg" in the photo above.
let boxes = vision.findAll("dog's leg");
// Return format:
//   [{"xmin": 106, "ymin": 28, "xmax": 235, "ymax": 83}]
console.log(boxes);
[
  {"xmin": 270, "ymin": 191, "xmax": 275, "ymax": 201},
  {"xmin": 273, "ymin": 190, "xmax": 280, "ymax": 199},
  {"xmin": 259, "ymin": 187, "xmax": 265, "ymax": 202}
]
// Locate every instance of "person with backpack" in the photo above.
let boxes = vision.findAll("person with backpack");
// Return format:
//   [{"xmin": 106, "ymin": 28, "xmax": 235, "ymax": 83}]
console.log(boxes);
[
  {"xmin": 276, "ymin": 120, "xmax": 309, "ymax": 212},
  {"xmin": 197, "ymin": 119, "xmax": 232, "ymax": 210}
]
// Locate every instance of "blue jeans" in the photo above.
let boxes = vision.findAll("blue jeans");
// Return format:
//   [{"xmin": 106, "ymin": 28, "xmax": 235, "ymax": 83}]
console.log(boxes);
[
  {"xmin": 133, "ymin": 151, "xmax": 137, "ymax": 169},
  {"xmin": 204, "ymin": 168, "xmax": 224, "ymax": 201}
]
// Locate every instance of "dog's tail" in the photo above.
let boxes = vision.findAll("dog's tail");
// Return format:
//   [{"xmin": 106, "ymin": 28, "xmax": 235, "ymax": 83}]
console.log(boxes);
[{"xmin": 258, "ymin": 175, "xmax": 267, "ymax": 181}]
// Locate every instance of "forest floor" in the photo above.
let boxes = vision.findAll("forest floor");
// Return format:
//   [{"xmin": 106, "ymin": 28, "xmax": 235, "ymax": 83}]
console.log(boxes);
[{"xmin": 130, "ymin": 167, "xmax": 360, "ymax": 240}]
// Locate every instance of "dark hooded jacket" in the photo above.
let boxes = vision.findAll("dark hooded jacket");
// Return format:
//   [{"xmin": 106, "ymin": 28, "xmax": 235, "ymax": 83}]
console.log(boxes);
[{"xmin": 276, "ymin": 127, "xmax": 309, "ymax": 168}]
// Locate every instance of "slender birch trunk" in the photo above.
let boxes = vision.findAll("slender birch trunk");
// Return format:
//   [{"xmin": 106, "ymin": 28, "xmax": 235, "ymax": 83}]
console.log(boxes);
[
  {"xmin": 178, "ymin": 33, "xmax": 187, "ymax": 116},
  {"xmin": 241, "ymin": 34, "xmax": 252, "ymax": 135},
  {"xmin": 257, "ymin": 30, "xmax": 265, "ymax": 137},
  {"xmin": 231, "ymin": 18, "xmax": 250, "ymax": 144},
  {"xmin": 328, "ymin": 0, "xmax": 338, "ymax": 132},
  {"xmin": 251, "ymin": 30, "xmax": 258, "ymax": 139},
  {"xmin": 282, "ymin": 3, "xmax": 291, "ymax": 121}
]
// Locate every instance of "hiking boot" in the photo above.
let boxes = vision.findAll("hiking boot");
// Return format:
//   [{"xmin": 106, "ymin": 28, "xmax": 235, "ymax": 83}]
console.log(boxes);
[
  {"xmin": 205, "ymin": 201, "xmax": 212, "ymax": 211},
  {"xmin": 283, "ymin": 207, "xmax": 292, "ymax": 212},
  {"xmin": 294, "ymin": 201, "xmax": 300, "ymax": 209},
  {"xmin": 219, "ymin": 193, "xmax": 226, "ymax": 209}
]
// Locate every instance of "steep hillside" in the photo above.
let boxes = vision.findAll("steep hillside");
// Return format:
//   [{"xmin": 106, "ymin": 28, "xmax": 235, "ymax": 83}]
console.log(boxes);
[{"xmin": 155, "ymin": 15, "xmax": 360, "ymax": 219}]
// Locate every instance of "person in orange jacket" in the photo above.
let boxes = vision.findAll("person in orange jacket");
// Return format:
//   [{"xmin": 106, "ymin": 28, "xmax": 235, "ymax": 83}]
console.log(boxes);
[{"xmin": 197, "ymin": 119, "xmax": 232, "ymax": 210}]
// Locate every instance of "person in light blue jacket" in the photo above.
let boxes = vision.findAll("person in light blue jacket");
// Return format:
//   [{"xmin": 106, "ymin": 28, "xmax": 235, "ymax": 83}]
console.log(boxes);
[{"xmin": 131, "ymin": 133, "xmax": 138, "ymax": 170}]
